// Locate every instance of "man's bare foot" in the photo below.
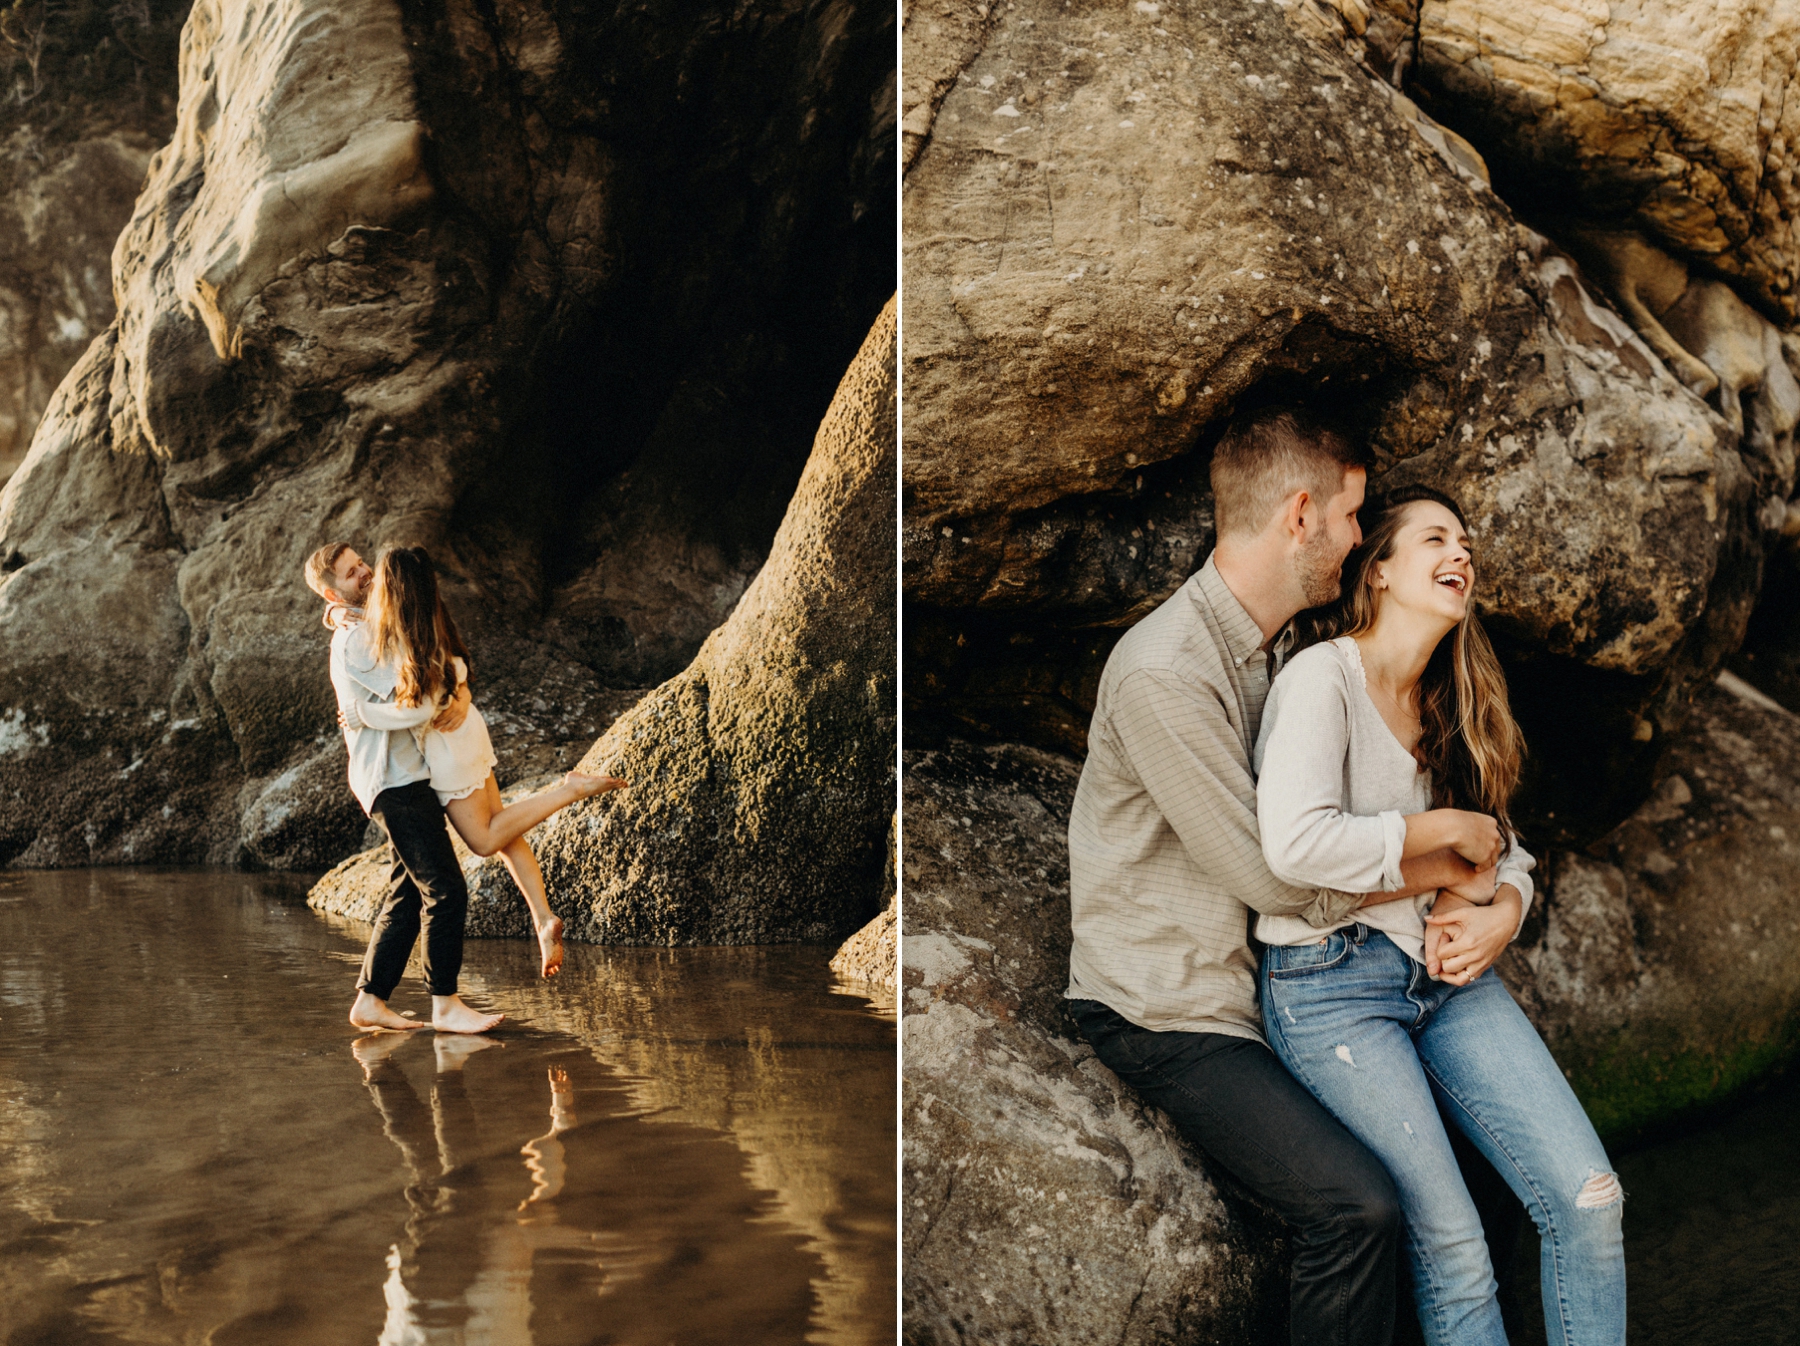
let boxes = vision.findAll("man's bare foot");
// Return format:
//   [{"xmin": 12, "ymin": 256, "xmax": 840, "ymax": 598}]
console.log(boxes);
[
  {"xmin": 564, "ymin": 770, "xmax": 628, "ymax": 799},
  {"xmin": 536, "ymin": 914, "xmax": 565, "ymax": 979},
  {"xmin": 349, "ymin": 991, "xmax": 427, "ymax": 1033},
  {"xmin": 430, "ymin": 993, "xmax": 505, "ymax": 1034},
  {"xmin": 434, "ymin": 1033, "xmax": 502, "ymax": 1072},
  {"xmin": 352, "ymin": 1032, "xmax": 416, "ymax": 1077}
]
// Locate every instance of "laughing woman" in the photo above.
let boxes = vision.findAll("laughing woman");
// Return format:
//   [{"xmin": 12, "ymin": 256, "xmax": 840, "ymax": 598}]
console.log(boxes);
[{"xmin": 1253, "ymin": 486, "xmax": 1624, "ymax": 1346}]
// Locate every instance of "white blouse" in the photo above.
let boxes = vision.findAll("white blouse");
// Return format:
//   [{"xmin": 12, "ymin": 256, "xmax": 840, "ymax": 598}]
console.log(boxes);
[
  {"xmin": 341, "ymin": 654, "xmax": 496, "ymax": 804},
  {"xmin": 1253, "ymin": 637, "xmax": 1534, "ymax": 963}
]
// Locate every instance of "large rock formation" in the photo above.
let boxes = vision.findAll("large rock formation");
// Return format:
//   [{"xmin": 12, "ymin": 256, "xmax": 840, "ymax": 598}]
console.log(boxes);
[
  {"xmin": 901, "ymin": 0, "xmax": 1800, "ymax": 1336},
  {"xmin": 0, "ymin": 2, "xmax": 190, "ymax": 490},
  {"xmin": 0, "ymin": 0, "xmax": 893, "ymax": 870},
  {"xmin": 1377, "ymin": 0, "xmax": 1800, "ymax": 324},
  {"xmin": 902, "ymin": 740, "xmax": 1287, "ymax": 1345},
  {"xmin": 1332, "ymin": 2, "xmax": 1800, "ymax": 557},
  {"xmin": 1502, "ymin": 672, "xmax": 1800, "ymax": 1139},
  {"xmin": 313, "ymin": 298, "xmax": 897, "ymax": 944},
  {"xmin": 901, "ymin": 0, "xmax": 1773, "ymax": 845}
]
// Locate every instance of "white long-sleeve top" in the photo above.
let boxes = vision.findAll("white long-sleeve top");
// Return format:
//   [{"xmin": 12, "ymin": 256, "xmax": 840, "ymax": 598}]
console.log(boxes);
[
  {"xmin": 343, "ymin": 654, "xmax": 494, "ymax": 804},
  {"xmin": 1253, "ymin": 637, "xmax": 1535, "ymax": 963},
  {"xmin": 328, "ymin": 618, "xmax": 432, "ymax": 814}
]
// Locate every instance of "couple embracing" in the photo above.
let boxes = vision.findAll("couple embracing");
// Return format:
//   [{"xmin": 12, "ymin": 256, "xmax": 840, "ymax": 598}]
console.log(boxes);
[
  {"xmin": 1066, "ymin": 406, "xmax": 1624, "ymax": 1345},
  {"xmin": 303, "ymin": 543, "xmax": 626, "ymax": 1034}
]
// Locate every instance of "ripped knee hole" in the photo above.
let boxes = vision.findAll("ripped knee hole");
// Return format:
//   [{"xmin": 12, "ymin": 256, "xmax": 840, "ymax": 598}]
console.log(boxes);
[{"xmin": 1574, "ymin": 1169, "xmax": 1624, "ymax": 1210}]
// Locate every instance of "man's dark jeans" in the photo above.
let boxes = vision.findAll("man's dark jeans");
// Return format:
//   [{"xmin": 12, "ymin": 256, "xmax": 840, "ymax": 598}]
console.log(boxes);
[
  {"xmin": 1069, "ymin": 998, "xmax": 1400, "ymax": 1346},
  {"xmin": 358, "ymin": 780, "xmax": 468, "ymax": 999}
]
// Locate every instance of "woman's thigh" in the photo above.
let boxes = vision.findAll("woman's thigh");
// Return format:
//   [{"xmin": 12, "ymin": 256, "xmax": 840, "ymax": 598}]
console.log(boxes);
[
  {"xmin": 444, "ymin": 780, "xmax": 498, "ymax": 841},
  {"xmin": 1413, "ymin": 972, "xmax": 1617, "ymax": 1217},
  {"xmin": 1263, "ymin": 935, "xmax": 1492, "ymax": 1263}
]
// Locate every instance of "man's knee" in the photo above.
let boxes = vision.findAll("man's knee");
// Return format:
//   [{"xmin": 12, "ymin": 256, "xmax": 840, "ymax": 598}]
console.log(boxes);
[
  {"xmin": 1351, "ymin": 1181, "xmax": 1402, "ymax": 1245},
  {"xmin": 1336, "ymin": 1161, "xmax": 1402, "ymax": 1245},
  {"xmin": 417, "ymin": 873, "xmax": 469, "ymax": 914}
]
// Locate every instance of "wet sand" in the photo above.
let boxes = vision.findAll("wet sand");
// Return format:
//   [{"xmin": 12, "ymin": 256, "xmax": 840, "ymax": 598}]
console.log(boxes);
[{"xmin": 0, "ymin": 869, "xmax": 894, "ymax": 1345}]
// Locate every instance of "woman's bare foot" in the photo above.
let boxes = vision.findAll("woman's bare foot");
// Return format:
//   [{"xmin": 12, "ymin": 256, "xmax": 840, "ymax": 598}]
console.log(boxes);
[
  {"xmin": 536, "ymin": 914, "xmax": 565, "ymax": 979},
  {"xmin": 564, "ymin": 770, "xmax": 628, "ymax": 800},
  {"xmin": 431, "ymin": 993, "xmax": 505, "ymax": 1034},
  {"xmin": 547, "ymin": 1066, "xmax": 574, "ymax": 1131},
  {"xmin": 349, "ymin": 991, "xmax": 427, "ymax": 1033}
]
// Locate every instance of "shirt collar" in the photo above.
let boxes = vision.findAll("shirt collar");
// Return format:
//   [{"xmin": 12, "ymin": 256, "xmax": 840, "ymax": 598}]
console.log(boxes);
[{"xmin": 1194, "ymin": 556, "xmax": 1291, "ymax": 669}]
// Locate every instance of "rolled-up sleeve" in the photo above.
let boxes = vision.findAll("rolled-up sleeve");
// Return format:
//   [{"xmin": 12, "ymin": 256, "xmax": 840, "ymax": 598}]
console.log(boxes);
[
  {"xmin": 1255, "ymin": 660, "xmax": 1407, "ymax": 894},
  {"xmin": 1111, "ymin": 668, "xmax": 1363, "ymax": 927},
  {"xmin": 1498, "ymin": 836, "xmax": 1537, "ymax": 936}
]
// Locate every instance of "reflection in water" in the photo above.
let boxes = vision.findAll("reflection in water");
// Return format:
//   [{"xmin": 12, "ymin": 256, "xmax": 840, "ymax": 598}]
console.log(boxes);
[
  {"xmin": 519, "ymin": 1066, "xmax": 575, "ymax": 1208},
  {"xmin": 0, "ymin": 870, "xmax": 894, "ymax": 1346},
  {"xmin": 440, "ymin": 939, "xmax": 900, "ymax": 1346},
  {"xmin": 357, "ymin": 1038, "xmax": 617, "ymax": 1346}
]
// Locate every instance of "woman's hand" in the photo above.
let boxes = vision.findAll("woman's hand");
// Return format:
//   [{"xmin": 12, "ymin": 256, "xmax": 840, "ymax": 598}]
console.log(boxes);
[
  {"xmin": 1405, "ymin": 808, "xmax": 1502, "ymax": 870},
  {"xmin": 1425, "ymin": 885, "xmax": 1521, "ymax": 985},
  {"xmin": 1422, "ymin": 892, "xmax": 1473, "ymax": 977}
]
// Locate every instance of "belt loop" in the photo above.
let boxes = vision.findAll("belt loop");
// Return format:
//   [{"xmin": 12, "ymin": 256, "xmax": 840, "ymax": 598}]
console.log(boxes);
[{"xmin": 1351, "ymin": 922, "xmax": 1368, "ymax": 945}]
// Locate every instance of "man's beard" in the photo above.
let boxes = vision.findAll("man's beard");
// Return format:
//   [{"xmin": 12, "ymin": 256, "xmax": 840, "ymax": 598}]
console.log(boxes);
[{"xmin": 1296, "ymin": 535, "xmax": 1344, "ymax": 609}]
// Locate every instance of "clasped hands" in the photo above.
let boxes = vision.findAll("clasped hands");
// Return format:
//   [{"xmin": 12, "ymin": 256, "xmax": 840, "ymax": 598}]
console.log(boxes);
[{"xmin": 1407, "ymin": 808, "xmax": 1518, "ymax": 986}]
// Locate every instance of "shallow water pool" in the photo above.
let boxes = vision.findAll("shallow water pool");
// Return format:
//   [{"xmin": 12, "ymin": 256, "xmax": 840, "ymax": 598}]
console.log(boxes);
[{"xmin": 0, "ymin": 869, "xmax": 895, "ymax": 1345}]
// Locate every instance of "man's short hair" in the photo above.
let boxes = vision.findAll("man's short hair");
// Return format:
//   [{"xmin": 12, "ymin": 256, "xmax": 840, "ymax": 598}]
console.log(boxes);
[
  {"xmin": 304, "ymin": 542, "xmax": 353, "ymax": 601},
  {"xmin": 1209, "ymin": 405, "xmax": 1371, "ymax": 539}
]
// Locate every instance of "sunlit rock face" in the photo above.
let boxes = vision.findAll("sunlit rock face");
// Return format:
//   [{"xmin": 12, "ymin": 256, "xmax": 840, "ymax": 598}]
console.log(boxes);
[
  {"xmin": 0, "ymin": 3, "xmax": 190, "ymax": 491},
  {"xmin": 1353, "ymin": 0, "xmax": 1800, "ymax": 570},
  {"xmin": 0, "ymin": 0, "xmax": 893, "ymax": 869},
  {"xmin": 900, "ymin": 0, "xmax": 1776, "ymax": 845},
  {"xmin": 0, "ymin": 136, "xmax": 157, "ymax": 491},
  {"xmin": 1377, "ymin": 0, "xmax": 1800, "ymax": 324}
]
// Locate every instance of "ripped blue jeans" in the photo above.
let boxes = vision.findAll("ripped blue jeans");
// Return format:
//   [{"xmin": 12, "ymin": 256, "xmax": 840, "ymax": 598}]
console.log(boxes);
[{"xmin": 1263, "ymin": 925, "xmax": 1625, "ymax": 1346}]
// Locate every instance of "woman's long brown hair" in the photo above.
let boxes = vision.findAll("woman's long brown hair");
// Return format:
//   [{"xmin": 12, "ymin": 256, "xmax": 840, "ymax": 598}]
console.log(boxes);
[
  {"xmin": 1294, "ymin": 485, "xmax": 1524, "ymax": 833},
  {"xmin": 365, "ymin": 546, "xmax": 470, "ymax": 710}
]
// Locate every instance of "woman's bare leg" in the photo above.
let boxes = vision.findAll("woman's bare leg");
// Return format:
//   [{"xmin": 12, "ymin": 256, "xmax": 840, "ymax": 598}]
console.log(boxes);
[
  {"xmin": 444, "ymin": 769, "xmax": 626, "ymax": 858},
  {"xmin": 497, "ymin": 837, "xmax": 563, "ymax": 979},
  {"xmin": 449, "ymin": 777, "xmax": 564, "ymax": 978}
]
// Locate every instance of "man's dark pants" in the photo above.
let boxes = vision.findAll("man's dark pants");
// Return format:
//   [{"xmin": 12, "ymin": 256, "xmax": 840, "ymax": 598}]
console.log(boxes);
[
  {"xmin": 357, "ymin": 780, "xmax": 469, "ymax": 999},
  {"xmin": 1069, "ymin": 998, "xmax": 1400, "ymax": 1346}
]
